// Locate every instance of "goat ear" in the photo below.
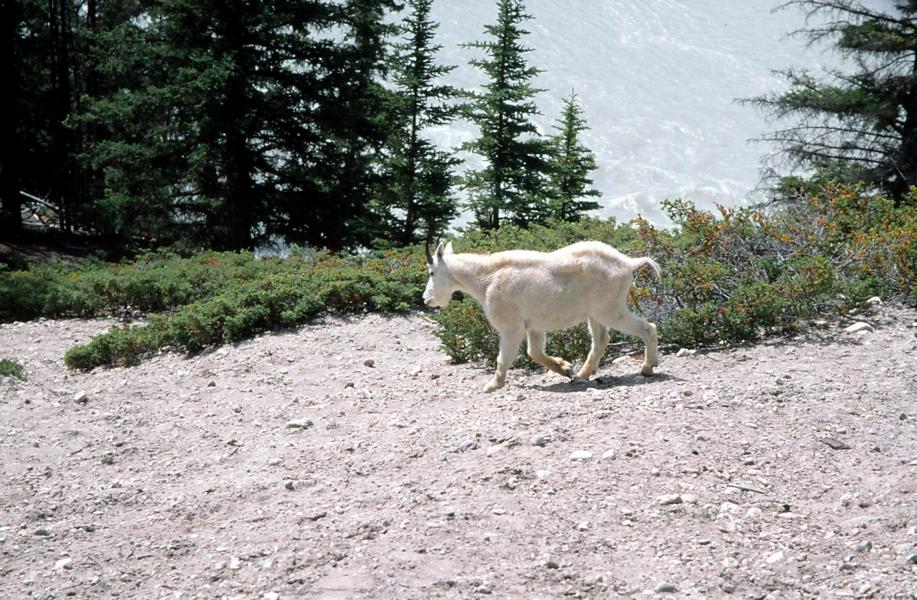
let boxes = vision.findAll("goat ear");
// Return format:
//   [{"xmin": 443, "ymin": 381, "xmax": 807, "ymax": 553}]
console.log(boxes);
[
  {"xmin": 434, "ymin": 240, "xmax": 445, "ymax": 260},
  {"xmin": 445, "ymin": 241, "xmax": 454, "ymax": 255}
]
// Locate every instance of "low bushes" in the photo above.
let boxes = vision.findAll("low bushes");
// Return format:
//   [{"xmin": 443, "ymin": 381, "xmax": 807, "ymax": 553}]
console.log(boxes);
[
  {"xmin": 0, "ymin": 358, "xmax": 27, "ymax": 380},
  {"xmin": 3, "ymin": 183, "xmax": 913, "ymax": 372},
  {"xmin": 62, "ymin": 249, "xmax": 427, "ymax": 369},
  {"xmin": 431, "ymin": 184, "xmax": 916, "ymax": 365}
]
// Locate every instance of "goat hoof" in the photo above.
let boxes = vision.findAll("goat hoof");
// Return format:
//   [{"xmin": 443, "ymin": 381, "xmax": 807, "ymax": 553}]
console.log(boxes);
[
  {"xmin": 640, "ymin": 365, "xmax": 655, "ymax": 377},
  {"xmin": 483, "ymin": 380, "xmax": 503, "ymax": 393}
]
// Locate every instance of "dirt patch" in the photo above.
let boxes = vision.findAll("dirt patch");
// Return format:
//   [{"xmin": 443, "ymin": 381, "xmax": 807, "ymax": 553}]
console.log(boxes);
[{"xmin": 1, "ymin": 304, "xmax": 915, "ymax": 598}]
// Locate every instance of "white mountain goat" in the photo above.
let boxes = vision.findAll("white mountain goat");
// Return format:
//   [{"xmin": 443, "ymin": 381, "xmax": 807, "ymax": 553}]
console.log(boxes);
[{"xmin": 423, "ymin": 240, "xmax": 661, "ymax": 392}]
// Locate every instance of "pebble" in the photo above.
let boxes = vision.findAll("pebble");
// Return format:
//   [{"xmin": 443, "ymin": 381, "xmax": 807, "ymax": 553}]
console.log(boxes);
[
  {"xmin": 570, "ymin": 450, "xmax": 593, "ymax": 461},
  {"xmin": 675, "ymin": 348, "xmax": 696, "ymax": 357},
  {"xmin": 654, "ymin": 582, "xmax": 676, "ymax": 593},
  {"xmin": 485, "ymin": 445, "xmax": 503, "ymax": 457},
  {"xmin": 263, "ymin": 593, "xmax": 280, "ymax": 600},
  {"xmin": 906, "ymin": 553, "xmax": 917, "ymax": 565},
  {"xmin": 73, "ymin": 391, "xmax": 89, "ymax": 404},
  {"xmin": 283, "ymin": 480, "xmax": 295, "ymax": 491},
  {"xmin": 601, "ymin": 449, "xmax": 617, "ymax": 460},
  {"xmin": 576, "ymin": 521, "xmax": 590, "ymax": 531},
  {"xmin": 765, "ymin": 550, "xmax": 784, "ymax": 565},
  {"xmin": 458, "ymin": 439, "xmax": 477, "ymax": 452},
  {"xmin": 229, "ymin": 556, "xmax": 241, "ymax": 570},
  {"xmin": 656, "ymin": 494, "xmax": 683, "ymax": 506},
  {"xmin": 530, "ymin": 434, "xmax": 549, "ymax": 447},
  {"xmin": 865, "ymin": 296, "xmax": 882, "ymax": 305},
  {"xmin": 286, "ymin": 419, "xmax": 313, "ymax": 430},
  {"xmin": 844, "ymin": 322, "xmax": 873, "ymax": 334},
  {"xmin": 535, "ymin": 469, "xmax": 550, "ymax": 480},
  {"xmin": 745, "ymin": 507, "xmax": 762, "ymax": 519},
  {"xmin": 855, "ymin": 539, "xmax": 872, "ymax": 553},
  {"xmin": 54, "ymin": 557, "xmax": 73, "ymax": 570},
  {"xmin": 363, "ymin": 358, "xmax": 375, "ymax": 367}
]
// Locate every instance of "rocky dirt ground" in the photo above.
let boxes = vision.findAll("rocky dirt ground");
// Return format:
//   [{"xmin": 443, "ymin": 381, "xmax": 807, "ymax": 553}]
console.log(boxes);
[{"xmin": 1, "ymin": 302, "xmax": 915, "ymax": 600}]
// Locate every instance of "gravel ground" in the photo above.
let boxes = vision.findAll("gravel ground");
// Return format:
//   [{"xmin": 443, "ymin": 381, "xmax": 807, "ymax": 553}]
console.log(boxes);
[{"xmin": 1, "ymin": 302, "xmax": 915, "ymax": 599}]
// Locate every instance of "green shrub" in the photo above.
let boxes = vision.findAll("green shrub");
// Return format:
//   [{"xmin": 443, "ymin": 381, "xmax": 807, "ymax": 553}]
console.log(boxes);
[
  {"xmin": 0, "ymin": 358, "xmax": 26, "ymax": 380},
  {"xmin": 64, "ymin": 249, "xmax": 427, "ymax": 370},
  {"xmin": 432, "ymin": 184, "xmax": 916, "ymax": 367}
]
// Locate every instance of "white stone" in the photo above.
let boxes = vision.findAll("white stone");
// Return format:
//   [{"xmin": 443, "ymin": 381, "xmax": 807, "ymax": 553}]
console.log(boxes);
[
  {"xmin": 55, "ymin": 558, "xmax": 73, "ymax": 570},
  {"xmin": 485, "ymin": 445, "xmax": 503, "ymax": 457},
  {"xmin": 570, "ymin": 450, "xmax": 593, "ymax": 461},
  {"xmin": 745, "ymin": 507, "xmax": 762, "ymax": 519},
  {"xmin": 765, "ymin": 550, "xmax": 784, "ymax": 565},
  {"xmin": 601, "ymin": 449, "xmax": 617, "ymax": 460},
  {"xmin": 865, "ymin": 296, "xmax": 882, "ymax": 305},
  {"xmin": 844, "ymin": 322, "xmax": 873, "ymax": 334},
  {"xmin": 657, "ymin": 494, "xmax": 683, "ymax": 506},
  {"xmin": 73, "ymin": 391, "xmax": 89, "ymax": 404},
  {"xmin": 286, "ymin": 419, "xmax": 313, "ymax": 430}
]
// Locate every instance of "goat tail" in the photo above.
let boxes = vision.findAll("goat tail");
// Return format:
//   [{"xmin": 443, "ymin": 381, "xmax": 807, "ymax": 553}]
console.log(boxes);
[{"xmin": 631, "ymin": 256, "xmax": 662, "ymax": 279}]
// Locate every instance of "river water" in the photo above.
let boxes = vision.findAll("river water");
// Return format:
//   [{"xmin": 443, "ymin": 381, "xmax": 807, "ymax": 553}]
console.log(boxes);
[{"xmin": 425, "ymin": 0, "xmax": 896, "ymax": 226}]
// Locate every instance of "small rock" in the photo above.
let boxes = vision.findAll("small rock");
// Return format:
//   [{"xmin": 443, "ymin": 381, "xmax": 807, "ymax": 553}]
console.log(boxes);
[
  {"xmin": 229, "ymin": 556, "xmax": 241, "ymax": 570},
  {"xmin": 570, "ymin": 450, "xmax": 593, "ymax": 461},
  {"xmin": 844, "ymin": 322, "xmax": 873, "ymax": 334},
  {"xmin": 263, "ymin": 593, "xmax": 280, "ymax": 600},
  {"xmin": 855, "ymin": 539, "xmax": 872, "ymax": 553},
  {"xmin": 765, "ymin": 550, "xmax": 784, "ymax": 565},
  {"xmin": 458, "ymin": 439, "xmax": 477, "ymax": 452},
  {"xmin": 654, "ymin": 582, "xmax": 676, "ymax": 593},
  {"xmin": 656, "ymin": 494, "xmax": 683, "ymax": 506},
  {"xmin": 601, "ymin": 449, "xmax": 617, "ymax": 460},
  {"xmin": 865, "ymin": 296, "xmax": 882, "ymax": 305},
  {"xmin": 286, "ymin": 419, "xmax": 313, "ymax": 430},
  {"xmin": 34, "ymin": 528, "xmax": 50, "ymax": 537},
  {"xmin": 722, "ymin": 557, "xmax": 739, "ymax": 568},
  {"xmin": 54, "ymin": 558, "xmax": 73, "ymax": 570},
  {"xmin": 681, "ymin": 390, "xmax": 693, "ymax": 397},
  {"xmin": 73, "ymin": 391, "xmax": 89, "ymax": 404},
  {"xmin": 745, "ymin": 507, "xmax": 762, "ymax": 519},
  {"xmin": 675, "ymin": 348, "xmax": 696, "ymax": 357},
  {"xmin": 207, "ymin": 381, "xmax": 216, "ymax": 387},
  {"xmin": 284, "ymin": 480, "xmax": 295, "ymax": 491},
  {"xmin": 543, "ymin": 559, "xmax": 560, "ymax": 569},
  {"xmin": 530, "ymin": 434, "xmax": 549, "ymax": 447},
  {"xmin": 410, "ymin": 366, "xmax": 422, "ymax": 377},
  {"xmin": 363, "ymin": 358, "xmax": 375, "ymax": 367},
  {"xmin": 535, "ymin": 469, "xmax": 549, "ymax": 480},
  {"xmin": 819, "ymin": 437, "xmax": 851, "ymax": 450},
  {"xmin": 576, "ymin": 521, "xmax": 590, "ymax": 531},
  {"xmin": 906, "ymin": 553, "xmax": 917, "ymax": 565},
  {"xmin": 485, "ymin": 445, "xmax": 503, "ymax": 457}
]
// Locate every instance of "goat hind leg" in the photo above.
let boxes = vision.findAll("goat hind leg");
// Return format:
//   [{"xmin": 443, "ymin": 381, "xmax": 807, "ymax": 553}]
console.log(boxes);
[
  {"xmin": 575, "ymin": 318, "xmax": 610, "ymax": 380},
  {"xmin": 609, "ymin": 312, "xmax": 658, "ymax": 376}
]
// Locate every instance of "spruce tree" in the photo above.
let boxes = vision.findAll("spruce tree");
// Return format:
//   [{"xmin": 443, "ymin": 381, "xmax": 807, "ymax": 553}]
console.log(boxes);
[
  {"xmin": 545, "ymin": 91, "xmax": 601, "ymax": 221},
  {"xmin": 377, "ymin": 0, "xmax": 460, "ymax": 246},
  {"xmin": 461, "ymin": 0, "xmax": 551, "ymax": 230},
  {"xmin": 748, "ymin": 1, "xmax": 917, "ymax": 202}
]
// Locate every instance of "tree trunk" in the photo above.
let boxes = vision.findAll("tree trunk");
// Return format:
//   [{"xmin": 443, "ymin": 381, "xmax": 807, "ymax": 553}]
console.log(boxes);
[{"xmin": 0, "ymin": 0, "xmax": 22, "ymax": 236}]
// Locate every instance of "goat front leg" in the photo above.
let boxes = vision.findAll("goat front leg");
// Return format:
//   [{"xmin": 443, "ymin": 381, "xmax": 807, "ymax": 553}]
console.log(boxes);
[{"xmin": 484, "ymin": 327, "xmax": 525, "ymax": 393}]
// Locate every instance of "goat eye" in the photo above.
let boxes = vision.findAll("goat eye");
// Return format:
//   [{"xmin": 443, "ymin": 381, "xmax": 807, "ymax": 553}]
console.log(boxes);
[{"xmin": 428, "ymin": 269, "xmax": 434, "ymax": 276}]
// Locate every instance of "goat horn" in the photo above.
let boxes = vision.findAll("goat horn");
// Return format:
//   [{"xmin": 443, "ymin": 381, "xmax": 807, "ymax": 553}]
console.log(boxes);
[{"xmin": 424, "ymin": 239, "xmax": 433, "ymax": 265}]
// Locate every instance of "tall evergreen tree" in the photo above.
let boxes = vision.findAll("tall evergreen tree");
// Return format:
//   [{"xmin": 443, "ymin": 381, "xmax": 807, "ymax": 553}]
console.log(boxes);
[
  {"xmin": 748, "ymin": 1, "xmax": 917, "ymax": 202},
  {"xmin": 295, "ymin": 0, "xmax": 401, "ymax": 250},
  {"xmin": 0, "ymin": 0, "xmax": 23, "ymax": 235},
  {"xmin": 545, "ymin": 91, "xmax": 601, "ymax": 221},
  {"xmin": 461, "ymin": 0, "xmax": 551, "ymax": 230},
  {"xmin": 377, "ymin": 0, "xmax": 459, "ymax": 245}
]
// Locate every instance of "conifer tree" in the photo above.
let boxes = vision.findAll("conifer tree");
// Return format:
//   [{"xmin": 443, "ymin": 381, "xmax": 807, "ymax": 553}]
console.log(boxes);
[
  {"xmin": 461, "ymin": 0, "xmax": 551, "ymax": 230},
  {"xmin": 545, "ymin": 91, "xmax": 601, "ymax": 221},
  {"xmin": 749, "ymin": 1, "xmax": 917, "ymax": 202},
  {"xmin": 377, "ymin": 0, "xmax": 460, "ymax": 245}
]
